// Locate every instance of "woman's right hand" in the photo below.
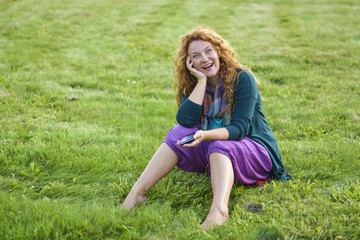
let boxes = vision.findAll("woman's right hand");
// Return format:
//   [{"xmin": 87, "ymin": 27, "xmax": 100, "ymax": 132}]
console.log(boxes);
[
  {"xmin": 185, "ymin": 56, "xmax": 207, "ymax": 105},
  {"xmin": 186, "ymin": 56, "xmax": 207, "ymax": 81}
]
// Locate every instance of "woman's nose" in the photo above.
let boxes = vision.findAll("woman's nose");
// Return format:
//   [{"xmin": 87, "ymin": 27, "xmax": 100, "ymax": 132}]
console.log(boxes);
[{"xmin": 201, "ymin": 54, "xmax": 209, "ymax": 62}]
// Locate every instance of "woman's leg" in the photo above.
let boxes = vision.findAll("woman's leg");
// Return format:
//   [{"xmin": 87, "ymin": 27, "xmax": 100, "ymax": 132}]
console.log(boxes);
[
  {"xmin": 122, "ymin": 143, "xmax": 178, "ymax": 211},
  {"xmin": 201, "ymin": 152, "xmax": 234, "ymax": 228}
]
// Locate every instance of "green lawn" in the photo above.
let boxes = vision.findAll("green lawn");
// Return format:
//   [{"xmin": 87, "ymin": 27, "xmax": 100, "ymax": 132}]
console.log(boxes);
[{"xmin": 1, "ymin": 0, "xmax": 359, "ymax": 239}]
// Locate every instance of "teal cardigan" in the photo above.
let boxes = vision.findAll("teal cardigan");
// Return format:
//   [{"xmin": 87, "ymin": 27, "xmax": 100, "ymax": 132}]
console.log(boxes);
[{"xmin": 176, "ymin": 69, "xmax": 291, "ymax": 181}]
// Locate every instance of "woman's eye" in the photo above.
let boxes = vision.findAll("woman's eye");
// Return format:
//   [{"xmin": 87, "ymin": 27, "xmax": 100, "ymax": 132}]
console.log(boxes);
[
  {"xmin": 193, "ymin": 55, "xmax": 199, "ymax": 58},
  {"xmin": 206, "ymin": 49, "xmax": 212, "ymax": 53}
]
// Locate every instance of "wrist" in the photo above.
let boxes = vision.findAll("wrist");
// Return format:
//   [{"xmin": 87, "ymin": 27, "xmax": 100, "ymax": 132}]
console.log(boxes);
[
  {"xmin": 197, "ymin": 77, "xmax": 207, "ymax": 83},
  {"xmin": 201, "ymin": 130, "xmax": 209, "ymax": 141}
]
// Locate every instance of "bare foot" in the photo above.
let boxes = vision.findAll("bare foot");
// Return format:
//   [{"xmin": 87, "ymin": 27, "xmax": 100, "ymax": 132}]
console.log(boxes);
[
  {"xmin": 200, "ymin": 207, "xmax": 229, "ymax": 229},
  {"xmin": 121, "ymin": 192, "xmax": 147, "ymax": 211}
]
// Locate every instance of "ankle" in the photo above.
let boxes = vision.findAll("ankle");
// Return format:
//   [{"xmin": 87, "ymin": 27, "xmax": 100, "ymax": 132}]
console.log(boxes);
[
  {"xmin": 201, "ymin": 205, "xmax": 229, "ymax": 228},
  {"xmin": 210, "ymin": 204, "xmax": 229, "ymax": 219},
  {"xmin": 129, "ymin": 186, "xmax": 147, "ymax": 197}
]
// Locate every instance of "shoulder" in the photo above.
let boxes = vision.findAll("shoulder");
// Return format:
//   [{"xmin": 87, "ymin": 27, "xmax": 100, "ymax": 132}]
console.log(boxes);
[{"xmin": 234, "ymin": 68, "xmax": 257, "ymax": 90}]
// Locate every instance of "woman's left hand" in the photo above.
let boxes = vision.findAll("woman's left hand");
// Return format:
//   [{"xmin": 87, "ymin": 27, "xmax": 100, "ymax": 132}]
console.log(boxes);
[{"xmin": 178, "ymin": 130, "xmax": 206, "ymax": 148}]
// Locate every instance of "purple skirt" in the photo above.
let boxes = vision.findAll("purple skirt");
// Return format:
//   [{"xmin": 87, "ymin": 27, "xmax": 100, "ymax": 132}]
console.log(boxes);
[{"xmin": 164, "ymin": 125, "xmax": 272, "ymax": 185}]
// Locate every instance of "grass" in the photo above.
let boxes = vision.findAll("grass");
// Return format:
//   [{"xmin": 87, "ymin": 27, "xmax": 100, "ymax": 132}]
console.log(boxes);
[{"xmin": 1, "ymin": 0, "xmax": 359, "ymax": 239}]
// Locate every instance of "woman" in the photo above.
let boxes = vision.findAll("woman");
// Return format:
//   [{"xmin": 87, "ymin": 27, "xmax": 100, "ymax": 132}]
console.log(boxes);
[{"xmin": 122, "ymin": 27, "xmax": 291, "ymax": 228}]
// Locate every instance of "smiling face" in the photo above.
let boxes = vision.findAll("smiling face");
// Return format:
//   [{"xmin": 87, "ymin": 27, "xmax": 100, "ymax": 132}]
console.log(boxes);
[{"xmin": 187, "ymin": 39, "xmax": 220, "ymax": 83}]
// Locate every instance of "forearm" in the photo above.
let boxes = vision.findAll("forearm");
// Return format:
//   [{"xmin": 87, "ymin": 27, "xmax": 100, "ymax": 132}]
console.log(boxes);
[
  {"xmin": 202, "ymin": 128, "xmax": 229, "ymax": 141},
  {"xmin": 176, "ymin": 79, "xmax": 206, "ymax": 127},
  {"xmin": 181, "ymin": 127, "xmax": 230, "ymax": 148},
  {"xmin": 187, "ymin": 78, "xmax": 207, "ymax": 105}
]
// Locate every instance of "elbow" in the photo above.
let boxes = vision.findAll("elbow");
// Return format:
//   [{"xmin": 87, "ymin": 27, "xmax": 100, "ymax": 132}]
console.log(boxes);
[
  {"xmin": 176, "ymin": 113, "xmax": 199, "ymax": 128},
  {"xmin": 178, "ymin": 121, "xmax": 196, "ymax": 128}
]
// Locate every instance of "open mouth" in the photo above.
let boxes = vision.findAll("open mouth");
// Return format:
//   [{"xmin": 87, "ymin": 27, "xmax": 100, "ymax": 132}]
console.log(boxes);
[{"xmin": 203, "ymin": 63, "xmax": 213, "ymax": 69}]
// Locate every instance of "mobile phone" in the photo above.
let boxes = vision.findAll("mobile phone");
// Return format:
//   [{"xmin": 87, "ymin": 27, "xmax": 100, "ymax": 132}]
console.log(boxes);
[{"xmin": 179, "ymin": 132, "xmax": 196, "ymax": 146}]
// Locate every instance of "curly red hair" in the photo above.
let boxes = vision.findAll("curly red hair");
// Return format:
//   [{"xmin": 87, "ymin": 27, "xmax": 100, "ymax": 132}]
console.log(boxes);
[{"xmin": 174, "ymin": 27, "xmax": 261, "ymax": 115}]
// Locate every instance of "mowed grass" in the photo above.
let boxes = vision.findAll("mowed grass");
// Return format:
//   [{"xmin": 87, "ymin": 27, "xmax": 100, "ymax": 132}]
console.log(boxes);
[{"xmin": 1, "ymin": 0, "xmax": 359, "ymax": 239}]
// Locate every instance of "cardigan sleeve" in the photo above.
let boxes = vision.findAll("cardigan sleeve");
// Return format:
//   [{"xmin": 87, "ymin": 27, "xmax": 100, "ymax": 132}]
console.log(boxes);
[
  {"xmin": 176, "ymin": 94, "xmax": 203, "ymax": 127},
  {"xmin": 225, "ymin": 70, "xmax": 259, "ymax": 140}
]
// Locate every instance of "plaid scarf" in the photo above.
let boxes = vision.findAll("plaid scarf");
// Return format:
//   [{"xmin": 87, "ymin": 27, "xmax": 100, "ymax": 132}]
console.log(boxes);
[{"xmin": 200, "ymin": 77, "xmax": 229, "ymax": 130}]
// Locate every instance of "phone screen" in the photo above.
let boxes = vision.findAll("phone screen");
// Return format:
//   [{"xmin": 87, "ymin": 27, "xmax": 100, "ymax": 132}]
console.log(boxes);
[{"xmin": 179, "ymin": 132, "xmax": 195, "ymax": 146}]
